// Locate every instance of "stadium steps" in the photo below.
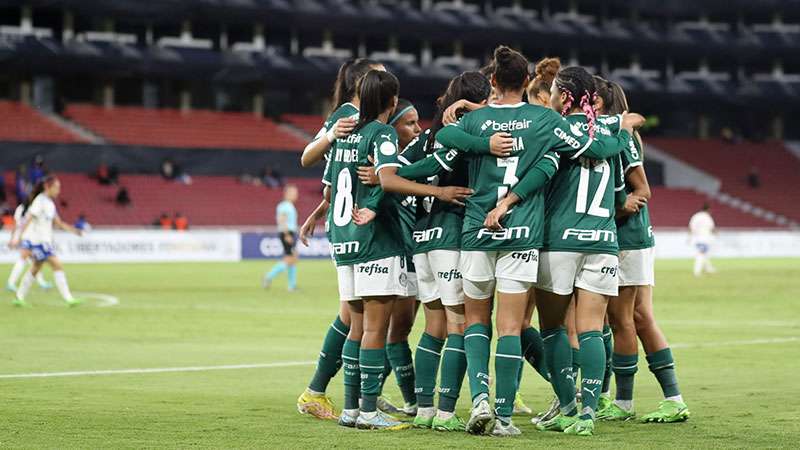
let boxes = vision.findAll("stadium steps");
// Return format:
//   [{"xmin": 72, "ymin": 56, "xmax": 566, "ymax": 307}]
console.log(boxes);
[
  {"xmin": 0, "ymin": 100, "xmax": 88, "ymax": 144},
  {"xmin": 41, "ymin": 111, "xmax": 106, "ymax": 144}
]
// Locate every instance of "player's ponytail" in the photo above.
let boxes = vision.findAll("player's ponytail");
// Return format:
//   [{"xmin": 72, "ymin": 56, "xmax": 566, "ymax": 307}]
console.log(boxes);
[
  {"xmin": 527, "ymin": 57, "xmax": 561, "ymax": 101},
  {"xmin": 22, "ymin": 179, "xmax": 49, "ymax": 215},
  {"xmin": 427, "ymin": 71, "xmax": 491, "ymax": 152},
  {"xmin": 330, "ymin": 58, "xmax": 381, "ymax": 114},
  {"xmin": 354, "ymin": 70, "xmax": 399, "ymax": 132},
  {"xmin": 554, "ymin": 66, "xmax": 597, "ymax": 138},
  {"xmin": 492, "ymin": 45, "xmax": 529, "ymax": 92}
]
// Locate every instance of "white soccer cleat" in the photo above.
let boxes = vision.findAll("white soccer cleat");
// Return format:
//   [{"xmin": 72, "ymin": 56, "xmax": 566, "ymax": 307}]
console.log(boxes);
[{"xmin": 466, "ymin": 398, "xmax": 494, "ymax": 435}]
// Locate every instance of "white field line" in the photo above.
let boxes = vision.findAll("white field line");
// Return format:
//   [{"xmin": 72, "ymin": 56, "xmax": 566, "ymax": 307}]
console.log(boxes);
[
  {"xmin": 73, "ymin": 291, "xmax": 119, "ymax": 307},
  {"xmin": 0, "ymin": 337, "xmax": 797, "ymax": 380}
]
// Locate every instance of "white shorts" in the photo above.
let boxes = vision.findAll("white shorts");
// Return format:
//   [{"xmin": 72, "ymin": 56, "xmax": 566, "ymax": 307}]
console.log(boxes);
[
  {"xmin": 336, "ymin": 255, "xmax": 409, "ymax": 301},
  {"xmin": 618, "ymin": 247, "xmax": 655, "ymax": 287},
  {"xmin": 459, "ymin": 249, "xmax": 539, "ymax": 299},
  {"xmin": 537, "ymin": 251, "xmax": 619, "ymax": 297},
  {"xmin": 405, "ymin": 270, "xmax": 418, "ymax": 298},
  {"xmin": 413, "ymin": 250, "xmax": 464, "ymax": 306}
]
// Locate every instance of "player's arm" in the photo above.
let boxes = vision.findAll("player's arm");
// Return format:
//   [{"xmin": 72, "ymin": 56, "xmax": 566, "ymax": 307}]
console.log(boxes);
[
  {"xmin": 434, "ymin": 113, "xmax": 514, "ymax": 157},
  {"xmin": 483, "ymin": 153, "xmax": 559, "ymax": 230},
  {"xmin": 299, "ymin": 190, "xmax": 330, "ymax": 246},
  {"xmin": 442, "ymin": 99, "xmax": 487, "ymax": 125},
  {"xmin": 300, "ymin": 118, "xmax": 357, "ymax": 167},
  {"xmin": 616, "ymin": 136, "xmax": 649, "ymax": 218},
  {"xmin": 549, "ymin": 111, "xmax": 644, "ymax": 160},
  {"xmin": 54, "ymin": 216, "xmax": 82, "ymax": 236},
  {"xmin": 9, "ymin": 217, "xmax": 31, "ymax": 247}
]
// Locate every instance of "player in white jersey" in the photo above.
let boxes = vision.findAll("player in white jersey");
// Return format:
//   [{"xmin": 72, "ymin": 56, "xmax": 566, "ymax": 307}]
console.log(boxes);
[
  {"xmin": 9, "ymin": 176, "xmax": 83, "ymax": 307},
  {"xmin": 6, "ymin": 202, "xmax": 52, "ymax": 292},
  {"xmin": 688, "ymin": 203, "xmax": 716, "ymax": 276}
]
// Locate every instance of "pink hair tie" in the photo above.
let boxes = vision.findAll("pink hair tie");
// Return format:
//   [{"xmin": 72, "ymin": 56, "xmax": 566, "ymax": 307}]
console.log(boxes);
[{"xmin": 580, "ymin": 90, "xmax": 597, "ymax": 139}]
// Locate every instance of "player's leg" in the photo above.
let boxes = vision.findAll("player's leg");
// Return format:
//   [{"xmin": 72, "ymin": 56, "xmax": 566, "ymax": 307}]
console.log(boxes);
[
  {"xmin": 47, "ymin": 256, "xmax": 80, "ymax": 306},
  {"xmin": 13, "ymin": 257, "xmax": 43, "ymax": 307},
  {"xmin": 460, "ymin": 251, "xmax": 496, "ymax": 435},
  {"xmin": 339, "ymin": 299, "xmax": 364, "ymax": 427},
  {"xmin": 566, "ymin": 297, "xmax": 580, "ymax": 388},
  {"xmin": 635, "ymin": 285, "xmax": 690, "ymax": 423},
  {"xmin": 263, "ymin": 233, "xmax": 291, "ymax": 288},
  {"xmin": 412, "ymin": 299, "xmax": 445, "ymax": 428},
  {"xmin": 384, "ymin": 296, "xmax": 417, "ymax": 415},
  {"xmin": 6, "ymin": 249, "xmax": 31, "ymax": 291},
  {"xmin": 600, "ymin": 316, "xmax": 613, "ymax": 410},
  {"xmin": 599, "ymin": 285, "xmax": 637, "ymax": 421},
  {"xmin": 692, "ymin": 244, "xmax": 705, "ymax": 277},
  {"xmin": 286, "ymin": 254, "xmax": 298, "ymax": 291},
  {"xmin": 514, "ymin": 291, "xmax": 542, "ymax": 416}
]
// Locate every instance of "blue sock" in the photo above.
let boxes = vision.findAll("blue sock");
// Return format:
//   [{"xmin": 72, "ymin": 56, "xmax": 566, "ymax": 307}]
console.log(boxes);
[
  {"xmin": 266, "ymin": 262, "xmax": 287, "ymax": 280},
  {"xmin": 287, "ymin": 265, "xmax": 297, "ymax": 289}
]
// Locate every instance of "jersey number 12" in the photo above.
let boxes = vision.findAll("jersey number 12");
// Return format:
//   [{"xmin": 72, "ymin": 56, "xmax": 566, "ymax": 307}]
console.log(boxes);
[{"xmin": 575, "ymin": 159, "xmax": 610, "ymax": 218}]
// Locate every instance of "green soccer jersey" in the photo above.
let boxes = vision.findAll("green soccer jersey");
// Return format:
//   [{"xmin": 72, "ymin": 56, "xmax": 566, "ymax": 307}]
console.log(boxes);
[
  {"xmin": 320, "ymin": 103, "xmax": 360, "ymax": 183},
  {"xmin": 542, "ymin": 113, "xmax": 627, "ymax": 255},
  {"xmin": 323, "ymin": 120, "xmax": 405, "ymax": 266},
  {"xmin": 438, "ymin": 104, "xmax": 631, "ymax": 252},
  {"xmin": 397, "ymin": 130, "xmax": 470, "ymax": 254},
  {"xmin": 616, "ymin": 136, "xmax": 656, "ymax": 250}
]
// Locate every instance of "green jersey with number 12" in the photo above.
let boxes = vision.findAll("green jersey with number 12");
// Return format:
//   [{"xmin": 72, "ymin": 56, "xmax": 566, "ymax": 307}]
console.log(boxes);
[{"xmin": 323, "ymin": 121, "xmax": 404, "ymax": 266}]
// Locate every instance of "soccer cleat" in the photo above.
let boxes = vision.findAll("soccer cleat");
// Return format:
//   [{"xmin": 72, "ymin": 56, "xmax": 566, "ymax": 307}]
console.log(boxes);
[
  {"xmin": 338, "ymin": 410, "xmax": 359, "ymax": 428},
  {"xmin": 536, "ymin": 413, "xmax": 579, "ymax": 432},
  {"xmin": 401, "ymin": 403, "xmax": 418, "ymax": 417},
  {"xmin": 491, "ymin": 418, "xmax": 521, "ymax": 437},
  {"xmin": 6, "ymin": 283, "xmax": 17, "ymax": 292},
  {"xmin": 466, "ymin": 398, "xmax": 494, "ymax": 435},
  {"xmin": 38, "ymin": 281, "xmax": 53, "ymax": 290},
  {"xmin": 597, "ymin": 403, "xmax": 635, "ymax": 421},
  {"xmin": 12, "ymin": 298, "xmax": 31, "ymax": 308},
  {"xmin": 564, "ymin": 418, "xmax": 595, "ymax": 436},
  {"xmin": 641, "ymin": 400, "xmax": 690, "ymax": 423},
  {"xmin": 432, "ymin": 413, "xmax": 466, "ymax": 432},
  {"xmin": 597, "ymin": 393, "xmax": 612, "ymax": 413},
  {"xmin": 531, "ymin": 396, "xmax": 560, "ymax": 425},
  {"xmin": 262, "ymin": 276, "xmax": 271, "ymax": 289},
  {"xmin": 296, "ymin": 389, "xmax": 338, "ymax": 420},
  {"xmin": 65, "ymin": 298, "xmax": 84, "ymax": 307},
  {"xmin": 355, "ymin": 411, "xmax": 412, "ymax": 430},
  {"xmin": 377, "ymin": 396, "xmax": 402, "ymax": 415},
  {"xmin": 513, "ymin": 392, "xmax": 533, "ymax": 415},
  {"xmin": 412, "ymin": 407, "xmax": 435, "ymax": 428}
]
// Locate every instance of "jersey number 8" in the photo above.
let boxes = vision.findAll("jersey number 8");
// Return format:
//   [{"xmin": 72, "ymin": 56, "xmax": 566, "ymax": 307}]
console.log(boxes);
[{"xmin": 333, "ymin": 168, "xmax": 354, "ymax": 226}]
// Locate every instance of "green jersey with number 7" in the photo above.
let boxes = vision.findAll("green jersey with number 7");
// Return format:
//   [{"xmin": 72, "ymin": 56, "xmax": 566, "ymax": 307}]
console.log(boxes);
[
  {"xmin": 437, "ymin": 103, "xmax": 631, "ymax": 252},
  {"xmin": 323, "ymin": 121, "xmax": 406, "ymax": 266}
]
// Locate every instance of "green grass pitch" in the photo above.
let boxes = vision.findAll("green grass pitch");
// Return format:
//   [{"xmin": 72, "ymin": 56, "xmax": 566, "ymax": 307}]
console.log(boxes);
[{"xmin": 1, "ymin": 258, "xmax": 798, "ymax": 448}]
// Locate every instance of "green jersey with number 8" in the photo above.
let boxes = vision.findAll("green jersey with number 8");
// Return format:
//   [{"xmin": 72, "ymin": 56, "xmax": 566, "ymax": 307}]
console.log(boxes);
[
  {"xmin": 542, "ymin": 114, "xmax": 627, "ymax": 255},
  {"xmin": 323, "ymin": 121, "xmax": 405, "ymax": 266}
]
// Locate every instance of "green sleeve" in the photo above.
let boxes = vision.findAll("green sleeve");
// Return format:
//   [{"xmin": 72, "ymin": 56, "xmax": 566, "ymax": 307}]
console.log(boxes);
[
  {"xmin": 435, "ymin": 118, "xmax": 492, "ymax": 154},
  {"xmin": 615, "ymin": 189, "xmax": 627, "ymax": 208},
  {"xmin": 363, "ymin": 184, "xmax": 384, "ymax": 211},
  {"xmin": 613, "ymin": 154, "xmax": 626, "ymax": 207},
  {"xmin": 510, "ymin": 151, "xmax": 559, "ymax": 201},
  {"xmin": 397, "ymin": 155, "xmax": 445, "ymax": 179},
  {"xmin": 577, "ymin": 129, "xmax": 631, "ymax": 160},
  {"xmin": 546, "ymin": 111, "xmax": 630, "ymax": 160}
]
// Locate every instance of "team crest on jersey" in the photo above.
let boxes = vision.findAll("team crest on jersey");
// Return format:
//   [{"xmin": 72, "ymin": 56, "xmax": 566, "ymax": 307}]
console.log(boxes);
[
  {"xmin": 399, "ymin": 272, "xmax": 408, "ymax": 287},
  {"xmin": 379, "ymin": 141, "xmax": 397, "ymax": 156}
]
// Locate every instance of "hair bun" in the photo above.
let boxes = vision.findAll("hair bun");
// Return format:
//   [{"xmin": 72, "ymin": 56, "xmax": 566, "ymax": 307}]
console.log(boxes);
[{"xmin": 494, "ymin": 46, "xmax": 513, "ymax": 63}]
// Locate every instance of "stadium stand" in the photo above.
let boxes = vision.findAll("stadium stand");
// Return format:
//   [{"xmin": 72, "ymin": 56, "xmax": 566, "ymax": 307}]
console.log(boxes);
[
  {"xmin": 64, "ymin": 105, "xmax": 307, "ymax": 151},
  {"xmin": 19, "ymin": 173, "xmax": 324, "ymax": 227},
  {"xmin": 650, "ymin": 139, "xmax": 800, "ymax": 224},
  {"xmin": 0, "ymin": 101, "xmax": 87, "ymax": 144},
  {"xmin": 648, "ymin": 187, "xmax": 779, "ymax": 229}
]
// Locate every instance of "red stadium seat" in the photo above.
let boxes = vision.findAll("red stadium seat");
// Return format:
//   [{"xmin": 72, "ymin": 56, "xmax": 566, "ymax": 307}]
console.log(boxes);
[
  {"xmin": 648, "ymin": 187, "xmax": 779, "ymax": 228},
  {"xmin": 0, "ymin": 101, "xmax": 87, "ymax": 144}
]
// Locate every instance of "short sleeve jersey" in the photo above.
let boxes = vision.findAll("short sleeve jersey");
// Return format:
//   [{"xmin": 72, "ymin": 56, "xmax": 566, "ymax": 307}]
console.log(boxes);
[
  {"xmin": 542, "ymin": 114, "xmax": 627, "ymax": 255},
  {"xmin": 450, "ymin": 103, "xmax": 601, "ymax": 252},
  {"xmin": 324, "ymin": 120, "xmax": 405, "ymax": 266},
  {"xmin": 382, "ymin": 132, "xmax": 428, "ymax": 259},
  {"xmin": 21, "ymin": 194, "xmax": 57, "ymax": 244},
  {"xmin": 320, "ymin": 103, "xmax": 360, "ymax": 185},
  {"xmin": 413, "ymin": 132, "xmax": 469, "ymax": 254},
  {"xmin": 276, "ymin": 200, "xmax": 298, "ymax": 233},
  {"xmin": 616, "ymin": 136, "xmax": 656, "ymax": 250}
]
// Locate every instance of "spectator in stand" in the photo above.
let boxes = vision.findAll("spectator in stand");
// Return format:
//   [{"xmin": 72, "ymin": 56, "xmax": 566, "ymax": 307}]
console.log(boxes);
[
  {"xmin": 160, "ymin": 158, "xmax": 192, "ymax": 185},
  {"xmin": 115, "ymin": 186, "xmax": 131, "ymax": 206},
  {"xmin": 15, "ymin": 164, "xmax": 31, "ymax": 205},
  {"xmin": 74, "ymin": 213, "xmax": 92, "ymax": 232},
  {"xmin": 1, "ymin": 209, "xmax": 13, "ymax": 230},
  {"xmin": 747, "ymin": 166, "xmax": 760, "ymax": 188},
  {"xmin": 95, "ymin": 162, "xmax": 119, "ymax": 185},
  {"xmin": 29, "ymin": 155, "xmax": 47, "ymax": 185},
  {"xmin": 174, "ymin": 212, "xmax": 189, "ymax": 231},
  {"xmin": 262, "ymin": 165, "xmax": 285, "ymax": 189},
  {"xmin": 153, "ymin": 213, "xmax": 172, "ymax": 229}
]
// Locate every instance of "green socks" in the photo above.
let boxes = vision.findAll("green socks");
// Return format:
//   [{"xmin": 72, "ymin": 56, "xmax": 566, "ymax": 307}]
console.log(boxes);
[
  {"xmin": 464, "ymin": 323, "xmax": 492, "ymax": 403},
  {"xmin": 495, "ymin": 335, "xmax": 522, "ymax": 420},
  {"xmin": 572, "ymin": 347, "xmax": 580, "ymax": 383},
  {"xmin": 521, "ymin": 326, "xmax": 549, "ymax": 381},
  {"xmin": 308, "ymin": 315, "xmax": 349, "ymax": 393},
  {"xmin": 438, "ymin": 333, "xmax": 466, "ymax": 413},
  {"xmin": 612, "ymin": 352, "xmax": 638, "ymax": 402},
  {"xmin": 578, "ymin": 331, "xmax": 605, "ymax": 420},
  {"xmin": 602, "ymin": 324, "xmax": 613, "ymax": 394},
  {"xmin": 647, "ymin": 348, "xmax": 681, "ymax": 398},
  {"xmin": 359, "ymin": 347, "xmax": 386, "ymax": 413},
  {"xmin": 387, "ymin": 341, "xmax": 416, "ymax": 405},
  {"xmin": 379, "ymin": 352, "xmax": 392, "ymax": 391},
  {"xmin": 542, "ymin": 327, "xmax": 577, "ymax": 415},
  {"xmin": 341, "ymin": 339, "xmax": 361, "ymax": 410},
  {"xmin": 414, "ymin": 333, "xmax": 444, "ymax": 408}
]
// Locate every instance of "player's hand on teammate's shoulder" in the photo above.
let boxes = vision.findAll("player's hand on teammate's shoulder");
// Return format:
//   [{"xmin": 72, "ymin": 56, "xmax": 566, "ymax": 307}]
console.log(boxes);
[
  {"xmin": 490, "ymin": 132, "xmax": 514, "ymax": 157},
  {"xmin": 434, "ymin": 186, "xmax": 473, "ymax": 207},
  {"xmin": 357, "ymin": 163, "xmax": 379, "ymax": 185},
  {"xmin": 620, "ymin": 111, "xmax": 646, "ymax": 133},
  {"xmin": 333, "ymin": 117, "xmax": 356, "ymax": 139},
  {"xmin": 443, "ymin": 99, "xmax": 485, "ymax": 124}
]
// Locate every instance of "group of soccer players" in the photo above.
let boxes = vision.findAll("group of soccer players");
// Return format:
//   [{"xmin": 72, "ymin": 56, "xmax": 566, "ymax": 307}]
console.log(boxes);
[{"xmin": 294, "ymin": 45, "xmax": 689, "ymax": 437}]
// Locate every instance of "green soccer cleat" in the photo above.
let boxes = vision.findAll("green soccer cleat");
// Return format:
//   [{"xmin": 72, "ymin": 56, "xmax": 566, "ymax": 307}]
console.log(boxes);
[
  {"xmin": 513, "ymin": 392, "xmax": 533, "ymax": 415},
  {"xmin": 355, "ymin": 410, "xmax": 412, "ymax": 430},
  {"xmin": 564, "ymin": 418, "xmax": 595, "ymax": 436},
  {"xmin": 412, "ymin": 408, "xmax": 435, "ymax": 428},
  {"xmin": 65, "ymin": 298, "xmax": 84, "ymax": 307},
  {"xmin": 12, "ymin": 298, "xmax": 31, "ymax": 308},
  {"xmin": 536, "ymin": 413, "xmax": 579, "ymax": 432},
  {"xmin": 431, "ymin": 413, "xmax": 466, "ymax": 432},
  {"xmin": 641, "ymin": 399, "xmax": 690, "ymax": 423},
  {"xmin": 597, "ymin": 393, "xmax": 612, "ymax": 413},
  {"xmin": 597, "ymin": 402, "xmax": 635, "ymax": 421}
]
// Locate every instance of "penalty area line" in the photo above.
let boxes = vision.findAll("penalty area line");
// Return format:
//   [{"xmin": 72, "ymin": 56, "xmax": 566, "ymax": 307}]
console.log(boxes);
[{"xmin": 0, "ymin": 361, "xmax": 316, "ymax": 380}]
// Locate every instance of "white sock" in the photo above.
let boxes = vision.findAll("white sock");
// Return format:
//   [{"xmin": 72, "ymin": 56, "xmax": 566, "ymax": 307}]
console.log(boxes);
[
  {"xmin": 693, "ymin": 255, "xmax": 703, "ymax": 276},
  {"xmin": 704, "ymin": 258, "xmax": 715, "ymax": 273},
  {"xmin": 8, "ymin": 258, "xmax": 26, "ymax": 286},
  {"xmin": 53, "ymin": 270, "xmax": 74, "ymax": 301},
  {"xmin": 306, "ymin": 387, "xmax": 324, "ymax": 396},
  {"xmin": 16, "ymin": 272, "xmax": 35, "ymax": 300},
  {"xmin": 35, "ymin": 272, "xmax": 48, "ymax": 286},
  {"xmin": 436, "ymin": 410, "xmax": 455, "ymax": 420},
  {"xmin": 417, "ymin": 406, "xmax": 435, "ymax": 418},
  {"xmin": 342, "ymin": 408, "xmax": 360, "ymax": 418},
  {"xmin": 666, "ymin": 394, "xmax": 684, "ymax": 403},
  {"xmin": 613, "ymin": 399, "xmax": 634, "ymax": 411},
  {"xmin": 360, "ymin": 410, "xmax": 377, "ymax": 420}
]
